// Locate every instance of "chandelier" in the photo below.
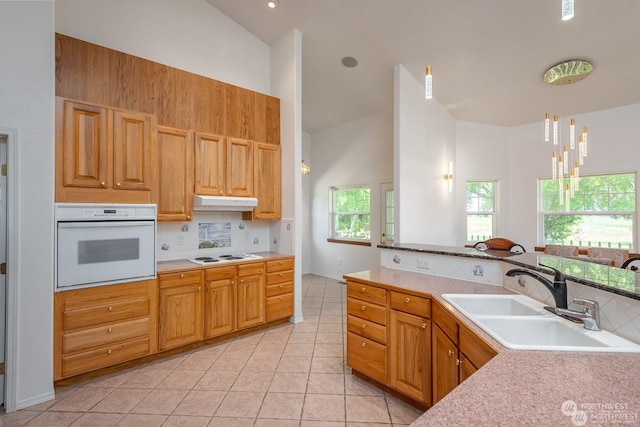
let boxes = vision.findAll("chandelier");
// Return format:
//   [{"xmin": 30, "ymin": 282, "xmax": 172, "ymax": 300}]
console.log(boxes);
[{"xmin": 543, "ymin": 59, "xmax": 593, "ymax": 207}]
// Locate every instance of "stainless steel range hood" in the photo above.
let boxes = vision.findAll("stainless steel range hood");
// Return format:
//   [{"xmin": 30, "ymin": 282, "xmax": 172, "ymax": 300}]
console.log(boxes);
[{"xmin": 193, "ymin": 195, "xmax": 258, "ymax": 212}]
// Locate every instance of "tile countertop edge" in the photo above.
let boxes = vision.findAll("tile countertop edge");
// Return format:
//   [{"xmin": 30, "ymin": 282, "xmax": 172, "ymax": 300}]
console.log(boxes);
[
  {"xmin": 343, "ymin": 268, "xmax": 640, "ymax": 427},
  {"xmin": 378, "ymin": 243, "xmax": 640, "ymax": 301},
  {"xmin": 156, "ymin": 251, "xmax": 293, "ymax": 273}
]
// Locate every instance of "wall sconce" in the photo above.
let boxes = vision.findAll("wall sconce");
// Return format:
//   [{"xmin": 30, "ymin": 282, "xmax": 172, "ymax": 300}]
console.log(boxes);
[
  {"xmin": 301, "ymin": 160, "xmax": 311, "ymax": 176},
  {"xmin": 443, "ymin": 161, "xmax": 453, "ymax": 192}
]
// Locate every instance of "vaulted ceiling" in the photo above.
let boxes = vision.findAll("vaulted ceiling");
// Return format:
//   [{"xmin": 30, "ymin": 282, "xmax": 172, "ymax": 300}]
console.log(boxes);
[{"xmin": 206, "ymin": 0, "xmax": 640, "ymax": 133}]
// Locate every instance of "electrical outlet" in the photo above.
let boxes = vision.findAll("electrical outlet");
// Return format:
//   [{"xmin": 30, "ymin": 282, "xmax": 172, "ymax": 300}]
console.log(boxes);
[
  {"xmin": 417, "ymin": 258, "xmax": 430, "ymax": 269},
  {"xmin": 472, "ymin": 264, "xmax": 485, "ymax": 277}
]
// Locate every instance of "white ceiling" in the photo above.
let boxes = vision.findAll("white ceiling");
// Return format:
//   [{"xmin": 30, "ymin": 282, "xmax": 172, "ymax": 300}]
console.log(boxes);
[{"xmin": 206, "ymin": 0, "xmax": 640, "ymax": 133}]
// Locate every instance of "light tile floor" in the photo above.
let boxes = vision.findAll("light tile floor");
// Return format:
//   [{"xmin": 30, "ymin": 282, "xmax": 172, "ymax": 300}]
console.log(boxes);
[{"xmin": 0, "ymin": 274, "xmax": 424, "ymax": 426}]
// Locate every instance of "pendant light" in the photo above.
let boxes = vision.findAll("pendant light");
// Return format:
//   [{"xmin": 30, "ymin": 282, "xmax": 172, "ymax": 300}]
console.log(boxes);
[{"xmin": 425, "ymin": 66, "xmax": 432, "ymax": 99}]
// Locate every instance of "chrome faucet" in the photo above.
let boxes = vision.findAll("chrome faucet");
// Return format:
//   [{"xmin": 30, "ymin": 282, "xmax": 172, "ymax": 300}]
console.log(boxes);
[
  {"xmin": 505, "ymin": 264, "xmax": 568, "ymax": 309},
  {"xmin": 555, "ymin": 298, "xmax": 601, "ymax": 331}
]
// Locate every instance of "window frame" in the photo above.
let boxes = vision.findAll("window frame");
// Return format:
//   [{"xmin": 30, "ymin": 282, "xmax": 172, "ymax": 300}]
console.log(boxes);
[
  {"xmin": 538, "ymin": 172, "xmax": 637, "ymax": 250},
  {"xmin": 328, "ymin": 184, "xmax": 372, "ymax": 245},
  {"xmin": 465, "ymin": 180, "xmax": 497, "ymax": 243}
]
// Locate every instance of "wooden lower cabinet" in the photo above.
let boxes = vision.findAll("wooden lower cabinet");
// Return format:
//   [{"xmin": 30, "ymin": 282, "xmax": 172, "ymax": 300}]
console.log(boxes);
[
  {"xmin": 389, "ymin": 310, "xmax": 431, "ymax": 405},
  {"xmin": 347, "ymin": 332, "xmax": 387, "ymax": 383},
  {"xmin": 236, "ymin": 263, "xmax": 266, "ymax": 330},
  {"xmin": 158, "ymin": 271, "xmax": 204, "ymax": 351},
  {"xmin": 54, "ymin": 279, "xmax": 157, "ymax": 380},
  {"xmin": 265, "ymin": 258, "xmax": 294, "ymax": 321},
  {"xmin": 431, "ymin": 324, "xmax": 459, "ymax": 404},
  {"xmin": 204, "ymin": 266, "xmax": 235, "ymax": 339}
]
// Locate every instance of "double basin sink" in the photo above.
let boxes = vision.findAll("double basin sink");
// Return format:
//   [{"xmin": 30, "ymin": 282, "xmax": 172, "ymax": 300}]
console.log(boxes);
[{"xmin": 442, "ymin": 294, "xmax": 640, "ymax": 352}]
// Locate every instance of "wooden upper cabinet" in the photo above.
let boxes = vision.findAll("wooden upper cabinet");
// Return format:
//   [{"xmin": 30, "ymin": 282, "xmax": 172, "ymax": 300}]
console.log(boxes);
[
  {"xmin": 194, "ymin": 132, "xmax": 226, "ymax": 196},
  {"xmin": 226, "ymin": 85, "xmax": 255, "ymax": 140},
  {"xmin": 156, "ymin": 126, "xmax": 194, "ymax": 221},
  {"xmin": 194, "ymin": 76, "xmax": 225, "ymax": 135},
  {"xmin": 112, "ymin": 109, "xmax": 153, "ymax": 191},
  {"xmin": 227, "ymin": 138, "xmax": 253, "ymax": 197},
  {"xmin": 254, "ymin": 93, "xmax": 280, "ymax": 145},
  {"xmin": 56, "ymin": 97, "xmax": 155, "ymax": 203},
  {"xmin": 243, "ymin": 142, "xmax": 281, "ymax": 221}
]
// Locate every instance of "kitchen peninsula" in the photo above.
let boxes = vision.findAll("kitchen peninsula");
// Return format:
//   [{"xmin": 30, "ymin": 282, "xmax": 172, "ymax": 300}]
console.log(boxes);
[{"xmin": 344, "ymin": 244, "xmax": 640, "ymax": 426}]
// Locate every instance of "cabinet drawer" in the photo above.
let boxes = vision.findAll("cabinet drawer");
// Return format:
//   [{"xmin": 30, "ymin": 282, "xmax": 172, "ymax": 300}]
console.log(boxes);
[
  {"xmin": 459, "ymin": 323, "xmax": 497, "ymax": 370},
  {"xmin": 347, "ymin": 314, "xmax": 387, "ymax": 344},
  {"xmin": 159, "ymin": 270, "xmax": 203, "ymax": 288},
  {"xmin": 347, "ymin": 332, "xmax": 386, "ymax": 384},
  {"xmin": 347, "ymin": 298, "xmax": 387, "ymax": 325},
  {"xmin": 62, "ymin": 317, "xmax": 150, "ymax": 353},
  {"xmin": 266, "ymin": 270, "xmax": 294, "ymax": 285},
  {"xmin": 266, "ymin": 281, "xmax": 293, "ymax": 297},
  {"xmin": 390, "ymin": 292, "xmax": 431, "ymax": 317},
  {"xmin": 61, "ymin": 337, "xmax": 151, "ymax": 378},
  {"xmin": 266, "ymin": 258, "xmax": 294, "ymax": 272},
  {"xmin": 347, "ymin": 281, "xmax": 387, "ymax": 306},
  {"xmin": 238, "ymin": 262, "xmax": 264, "ymax": 276},
  {"xmin": 433, "ymin": 301, "xmax": 459, "ymax": 344},
  {"xmin": 205, "ymin": 265, "xmax": 237, "ymax": 281},
  {"xmin": 63, "ymin": 298, "xmax": 150, "ymax": 331},
  {"xmin": 266, "ymin": 292, "xmax": 293, "ymax": 321}
]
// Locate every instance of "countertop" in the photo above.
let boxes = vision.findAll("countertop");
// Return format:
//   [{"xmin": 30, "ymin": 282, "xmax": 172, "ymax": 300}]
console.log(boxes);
[
  {"xmin": 344, "ymin": 268, "xmax": 640, "ymax": 427},
  {"xmin": 379, "ymin": 243, "xmax": 640, "ymax": 301},
  {"xmin": 157, "ymin": 252, "xmax": 293, "ymax": 273}
]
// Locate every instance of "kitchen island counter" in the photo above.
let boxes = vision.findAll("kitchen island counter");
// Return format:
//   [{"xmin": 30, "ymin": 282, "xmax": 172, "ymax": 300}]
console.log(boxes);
[{"xmin": 344, "ymin": 268, "xmax": 640, "ymax": 426}]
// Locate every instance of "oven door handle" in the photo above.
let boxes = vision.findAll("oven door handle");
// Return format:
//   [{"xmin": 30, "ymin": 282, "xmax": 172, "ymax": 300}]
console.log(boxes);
[{"xmin": 57, "ymin": 221, "xmax": 154, "ymax": 228}]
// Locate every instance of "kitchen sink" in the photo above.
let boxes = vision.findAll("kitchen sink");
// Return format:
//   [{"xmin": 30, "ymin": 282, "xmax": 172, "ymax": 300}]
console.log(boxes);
[{"xmin": 442, "ymin": 293, "xmax": 640, "ymax": 353}]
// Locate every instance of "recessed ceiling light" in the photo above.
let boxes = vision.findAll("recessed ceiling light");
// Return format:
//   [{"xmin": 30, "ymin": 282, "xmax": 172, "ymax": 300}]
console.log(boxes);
[
  {"xmin": 267, "ymin": 0, "xmax": 279, "ymax": 8},
  {"xmin": 341, "ymin": 56, "xmax": 358, "ymax": 68}
]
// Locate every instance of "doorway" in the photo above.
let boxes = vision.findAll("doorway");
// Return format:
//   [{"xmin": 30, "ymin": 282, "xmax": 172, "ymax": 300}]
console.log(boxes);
[{"xmin": 0, "ymin": 135, "xmax": 7, "ymax": 406}]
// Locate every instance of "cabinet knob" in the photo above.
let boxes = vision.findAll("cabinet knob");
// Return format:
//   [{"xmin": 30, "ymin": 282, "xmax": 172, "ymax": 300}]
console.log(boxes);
[
  {"xmin": 256, "ymin": 214, "xmax": 260, "ymax": 218},
  {"xmin": 361, "ymin": 305, "xmax": 366, "ymax": 311},
  {"xmin": 107, "ymin": 349, "xmax": 112, "ymax": 355},
  {"xmin": 279, "ymin": 285, "xmax": 283, "ymax": 288},
  {"xmin": 240, "ymin": 279, "xmax": 245, "ymax": 283},
  {"xmin": 421, "ymin": 323, "xmax": 427, "ymax": 329},
  {"xmin": 228, "ymin": 190, "xmax": 232, "ymax": 195},
  {"xmin": 180, "ymin": 273, "xmax": 184, "ymax": 278},
  {"xmin": 361, "ymin": 342, "xmax": 366, "ymax": 348},
  {"xmin": 456, "ymin": 359, "xmax": 461, "ymax": 366},
  {"xmin": 108, "ymin": 306, "xmax": 113, "ymax": 312},
  {"xmin": 405, "ymin": 298, "xmax": 411, "ymax": 303},
  {"xmin": 279, "ymin": 261, "xmax": 283, "ymax": 265},
  {"xmin": 116, "ymin": 182, "xmax": 121, "ymax": 187},
  {"xmin": 448, "ymin": 349, "xmax": 454, "ymax": 357},
  {"xmin": 279, "ymin": 297, "xmax": 283, "ymax": 301},
  {"xmin": 100, "ymin": 181, "xmax": 106, "ymax": 187},
  {"xmin": 107, "ymin": 328, "xmax": 112, "ymax": 333},
  {"xmin": 231, "ymin": 280, "xmax": 234, "ymax": 285},
  {"xmin": 279, "ymin": 273, "xmax": 283, "ymax": 276},
  {"xmin": 219, "ymin": 189, "xmax": 223, "ymax": 194},
  {"xmin": 361, "ymin": 323, "xmax": 366, "ymax": 329},
  {"xmin": 198, "ymin": 286, "xmax": 202, "ymax": 291},
  {"xmin": 187, "ymin": 216, "xmax": 191, "ymax": 220},
  {"xmin": 361, "ymin": 287, "xmax": 366, "ymax": 293}
]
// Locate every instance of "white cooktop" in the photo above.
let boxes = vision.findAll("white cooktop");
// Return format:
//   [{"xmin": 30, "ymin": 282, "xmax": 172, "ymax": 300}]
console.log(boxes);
[{"xmin": 187, "ymin": 253, "xmax": 263, "ymax": 266}]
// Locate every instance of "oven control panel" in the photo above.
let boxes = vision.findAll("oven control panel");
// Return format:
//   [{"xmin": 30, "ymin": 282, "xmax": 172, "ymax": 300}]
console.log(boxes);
[{"xmin": 55, "ymin": 203, "xmax": 157, "ymax": 221}]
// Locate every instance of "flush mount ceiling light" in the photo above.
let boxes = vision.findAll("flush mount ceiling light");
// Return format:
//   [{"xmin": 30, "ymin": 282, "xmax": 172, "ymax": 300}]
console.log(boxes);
[
  {"xmin": 341, "ymin": 56, "xmax": 358, "ymax": 68},
  {"xmin": 561, "ymin": 0, "xmax": 574, "ymax": 21},
  {"xmin": 543, "ymin": 59, "xmax": 593, "ymax": 85},
  {"xmin": 266, "ymin": 0, "xmax": 279, "ymax": 9}
]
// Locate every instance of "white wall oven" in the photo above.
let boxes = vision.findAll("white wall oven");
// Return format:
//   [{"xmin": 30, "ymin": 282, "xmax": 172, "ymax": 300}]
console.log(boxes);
[{"xmin": 55, "ymin": 203, "xmax": 156, "ymax": 291}]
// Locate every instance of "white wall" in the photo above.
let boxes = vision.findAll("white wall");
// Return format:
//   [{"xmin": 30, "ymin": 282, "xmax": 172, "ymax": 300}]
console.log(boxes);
[
  {"xmin": 55, "ymin": 0, "xmax": 270, "ymax": 93},
  {"xmin": 0, "ymin": 0, "xmax": 55, "ymax": 410},
  {"xmin": 309, "ymin": 110, "xmax": 393, "ymax": 280},
  {"xmin": 301, "ymin": 131, "xmax": 312, "ymax": 274},
  {"xmin": 394, "ymin": 65, "xmax": 457, "ymax": 245}
]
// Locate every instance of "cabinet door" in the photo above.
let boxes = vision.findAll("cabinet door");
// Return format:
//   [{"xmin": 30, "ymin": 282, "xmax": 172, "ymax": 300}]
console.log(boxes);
[
  {"xmin": 226, "ymin": 138, "xmax": 253, "ymax": 197},
  {"xmin": 156, "ymin": 126, "xmax": 194, "ymax": 221},
  {"xmin": 432, "ymin": 324, "xmax": 458, "ymax": 404},
  {"xmin": 204, "ymin": 276, "xmax": 235, "ymax": 338},
  {"xmin": 236, "ymin": 273, "xmax": 265, "ymax": 330},
  {"xmin": 195, "ymin": 132, "xmax": 226, "ymax": 196},
  {"xmin": 112, "ymin": 109, "xmax": 154, "ymax": 190},
  {"xmin": 62, "ymin": 99, "xmax": 109, "ymax": 189},
  {"xmin": 458, "ymin": 353, "xmax": 477, "ymax": 384},
  {"xmin": 249, "ymin": 142, "xmax": 281, "ymax": 220},
  {"xmin": 389, "ymin": 310, "xmax": 431, "ymax": 405},
  {"xmin": 158, "ymin": 283, "xmax": 203, "ymax": 351}
]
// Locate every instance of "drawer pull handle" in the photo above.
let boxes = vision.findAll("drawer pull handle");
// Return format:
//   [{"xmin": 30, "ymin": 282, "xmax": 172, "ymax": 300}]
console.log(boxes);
[
  {"xmin": 405, "ymin": 298, "xmax": 411, "ymax": 303},
  {"xmin": 361, "ymin": 342, "xmax": 366, "ymax": 348},
  {"xmin": 108, "ymin": 306, "xmax": 113, "ymax": 312},
  {"xmin": 180, "ymin": 273, "xmax": 184, "ymax": 279},
  {"xmin": 361, "ymin": 323, "xmax": 366, "ymax": 329},
  {"xmin": 107, "ymin": 349, "xmax": 112, "ymax": 355},
  {"xmin": 107, "ymin": 328, "xmax": 112, "ymax": 333},
  {"xmin": 421, "ymin": 323, "xmax": 427, "ymax": 329},
  {"xmin": 448, "ymin": 349, "xmax": 454, "ymax": 357},
  {"xmin": 361, "ymin": 305, "xmax": 366, "ymax": 311},
  {"xmin": 361, "ymin": 287, "xmax": 366, "ymax": 293}
]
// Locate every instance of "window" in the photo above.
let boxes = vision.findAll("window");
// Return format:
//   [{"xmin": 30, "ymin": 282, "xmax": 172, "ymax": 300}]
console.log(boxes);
[
  {"xmin": 539, "ymin": 173, "xmax": 636, "ymax": 250},
  {"xmin": 381, "ymin": 183, "xmax": 394, "ymax": 244},
  {"xmin": 329, "ymin": 185, "xmax": 371, "ymax": 243},
  {"xmin": 466, "ymin": 181, "xmax": 496, "ymax": 242}
]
